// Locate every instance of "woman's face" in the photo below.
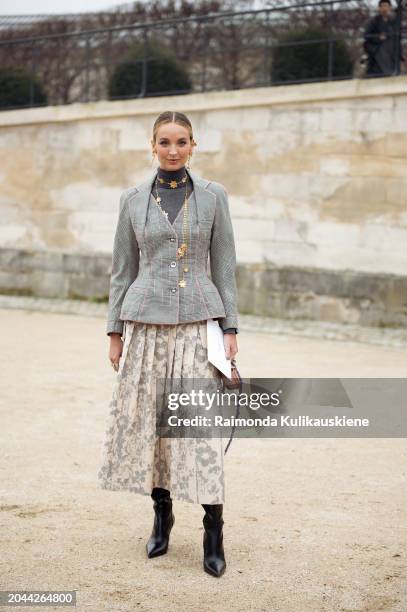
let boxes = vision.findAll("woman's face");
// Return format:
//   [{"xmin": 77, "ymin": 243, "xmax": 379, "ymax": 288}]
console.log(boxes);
[{"xmin": 152, "ymin": 122, "xmax": 193, "ymax": 171}]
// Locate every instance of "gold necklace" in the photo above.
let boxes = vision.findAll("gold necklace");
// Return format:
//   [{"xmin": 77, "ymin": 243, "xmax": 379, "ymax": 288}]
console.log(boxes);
[
  {"xmin": 154, "ymin": 174, "xmax": 189, "ymax": 288},
  {"xmin": 157, "ymin": 174, "xmax": 188, "ymax": 189}
]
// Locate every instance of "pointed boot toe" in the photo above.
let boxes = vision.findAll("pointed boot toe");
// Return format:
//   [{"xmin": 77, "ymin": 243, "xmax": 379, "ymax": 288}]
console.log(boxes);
[
  {"xmin": 146, "ymin": 528, "xmax": 173, "ymax": 558},
  {"xmin": 203, "ymin": 554, "xmax": 226, "ymax": 577}
]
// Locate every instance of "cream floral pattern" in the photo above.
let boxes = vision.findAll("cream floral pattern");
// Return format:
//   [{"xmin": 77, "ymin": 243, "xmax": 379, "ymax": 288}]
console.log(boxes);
[{"xmin": 97, "ymin": 320, "xmax": 227, "ymax": 504}]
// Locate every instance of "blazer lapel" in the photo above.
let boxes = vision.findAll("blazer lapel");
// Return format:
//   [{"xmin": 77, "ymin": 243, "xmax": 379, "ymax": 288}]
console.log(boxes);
[
  {"xmin": 128, "ymin": 168, "xmax": 216, "ymax": 234},
  {"xmin": 188, "ymin": 170, "xmax": 216, "ymax": 223},
  {"xmin": 128, "ymin": 171, "xmax": 156, "ymax": 232}
]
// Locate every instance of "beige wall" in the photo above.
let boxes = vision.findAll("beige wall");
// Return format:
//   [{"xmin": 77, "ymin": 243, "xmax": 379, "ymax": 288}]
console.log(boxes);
[{"xmin": 1, "ymin": 76, "xmax": 406, "ymax": 276}]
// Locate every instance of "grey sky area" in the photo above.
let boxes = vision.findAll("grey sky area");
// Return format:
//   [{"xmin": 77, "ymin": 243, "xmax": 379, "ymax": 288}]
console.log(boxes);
[
  {"xmin": 0, "ymin": 0, "xmax": 380, "ymax": 16},
  {"xmin": 0, "ymin": 0, "xmax": 133, "ymax": 15}
]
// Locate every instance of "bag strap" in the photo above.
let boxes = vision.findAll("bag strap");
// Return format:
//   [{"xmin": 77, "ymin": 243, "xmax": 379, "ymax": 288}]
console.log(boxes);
[{"xmin": 224, "ymin": 363, "xmax": 243, "ymax": 455}]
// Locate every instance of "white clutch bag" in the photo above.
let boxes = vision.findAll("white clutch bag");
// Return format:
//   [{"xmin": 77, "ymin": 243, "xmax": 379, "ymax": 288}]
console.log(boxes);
[{"xmin": 206, "ymin": 319, "xmax": 232, "ymax": 378}]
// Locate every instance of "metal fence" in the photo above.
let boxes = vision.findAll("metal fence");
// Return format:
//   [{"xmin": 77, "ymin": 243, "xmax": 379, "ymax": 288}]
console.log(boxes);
[{"xmin": 0, "ymin": 0, "xmax": 405, "ymax": 111}]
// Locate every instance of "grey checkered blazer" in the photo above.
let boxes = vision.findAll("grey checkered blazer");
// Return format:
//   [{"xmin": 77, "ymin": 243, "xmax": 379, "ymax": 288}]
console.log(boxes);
[{"xmin": 106, "ymin": 169, "xmax": 239, "ymax": 336}]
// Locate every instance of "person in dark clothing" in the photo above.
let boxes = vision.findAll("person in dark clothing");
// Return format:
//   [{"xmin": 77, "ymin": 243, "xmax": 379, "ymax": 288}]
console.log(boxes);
[{"xmin": 363, "ymin": 0, "xmax": 405, "ymax": 77}]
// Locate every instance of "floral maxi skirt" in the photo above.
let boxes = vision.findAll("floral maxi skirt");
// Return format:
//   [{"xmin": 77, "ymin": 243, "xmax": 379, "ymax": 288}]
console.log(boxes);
[{"xmin": 97, "ymin": 320, "xmax": 226, "ymax": 504}]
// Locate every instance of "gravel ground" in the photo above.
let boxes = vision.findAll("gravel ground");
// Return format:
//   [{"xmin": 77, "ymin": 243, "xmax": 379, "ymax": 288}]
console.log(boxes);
[{"xmin": 0, "ymin": 304, "xmax": 406, "ymax": 612}]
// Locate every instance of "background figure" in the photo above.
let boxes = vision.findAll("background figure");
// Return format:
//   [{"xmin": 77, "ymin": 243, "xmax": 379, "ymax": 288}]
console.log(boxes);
[{"xmin": 363, "ymin": 0, "xmax": 405, "ymax": 77}]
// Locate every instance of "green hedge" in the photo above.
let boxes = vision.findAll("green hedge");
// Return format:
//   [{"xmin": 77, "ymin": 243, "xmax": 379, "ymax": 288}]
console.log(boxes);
[
  {"xmin": 0, "ymin": 67, "xmax": 47, "ymax": 110},
  {"xmin": 272, "ymin": 26, "xmax": 353, "ymax": 84},
  {"xmin": 108, "ymin": 41, "xmax": 192, "ymax": 99}
]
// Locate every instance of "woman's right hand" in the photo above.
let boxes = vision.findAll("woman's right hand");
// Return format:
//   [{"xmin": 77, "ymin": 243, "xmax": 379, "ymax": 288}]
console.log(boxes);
[{"xmin": 109, "ymin": 333, "xmax": 123, "ymax": 371}]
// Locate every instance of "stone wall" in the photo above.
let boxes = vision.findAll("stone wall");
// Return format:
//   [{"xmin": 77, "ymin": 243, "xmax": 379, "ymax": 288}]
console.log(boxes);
[
  {"xmin": 1, "ymin": 247, "xmax": 406, "ymax": 328},
  {"xmin": 1, "ymin": 76, "xmax": 406, "ymax": 326}
]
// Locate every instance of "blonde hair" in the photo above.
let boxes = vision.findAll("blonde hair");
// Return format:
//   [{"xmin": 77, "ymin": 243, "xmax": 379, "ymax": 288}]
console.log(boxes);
[{"xmin": 152, "ymin": 111, "xmax": 196, "ymax": 148}]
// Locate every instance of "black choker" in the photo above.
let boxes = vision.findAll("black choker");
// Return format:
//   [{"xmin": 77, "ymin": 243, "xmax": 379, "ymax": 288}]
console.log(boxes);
[{"xmin": 157, "ymin": 167, "xmax": 188, "ymax": 189}]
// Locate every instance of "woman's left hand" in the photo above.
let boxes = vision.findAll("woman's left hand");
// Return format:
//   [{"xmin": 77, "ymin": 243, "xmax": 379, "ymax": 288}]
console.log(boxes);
[{"xmin": 223, "ymin": 333, "xmax": 238, "ymax": 361}]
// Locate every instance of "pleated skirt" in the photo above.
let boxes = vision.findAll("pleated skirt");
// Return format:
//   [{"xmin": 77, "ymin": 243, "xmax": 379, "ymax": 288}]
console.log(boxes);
[{"xmin": 97, "ymin": 320, "xmax": 226, "ymax": 504}]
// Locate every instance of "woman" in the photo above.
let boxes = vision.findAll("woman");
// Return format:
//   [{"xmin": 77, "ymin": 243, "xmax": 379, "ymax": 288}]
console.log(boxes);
[{"xmin": 97, "ymin": 110, "xmax": 239, "ymax": 578}]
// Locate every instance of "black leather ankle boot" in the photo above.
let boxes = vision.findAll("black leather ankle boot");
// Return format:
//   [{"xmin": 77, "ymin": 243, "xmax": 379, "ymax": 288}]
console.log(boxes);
[
  {"xmin": 146, "ymin": 488, "xmax": 175, "ymax": 558},
  {"xmin": 202, "ymin": 503, "xmax": 226, "ymax": 577}
]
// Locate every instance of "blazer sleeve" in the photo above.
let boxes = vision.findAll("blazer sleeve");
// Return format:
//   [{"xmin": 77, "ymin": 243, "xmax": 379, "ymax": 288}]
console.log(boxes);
[
  {"xmin": 106, "ymin": 190, "xmax": 140, "ymax": 336},
  {"xmin": 209, "ymin": 183, "xmax": 239, "ymax": 331}
]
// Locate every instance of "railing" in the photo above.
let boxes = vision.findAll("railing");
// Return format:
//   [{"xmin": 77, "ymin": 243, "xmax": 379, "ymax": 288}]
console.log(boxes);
[{"xmin": 0, "ymin": 0, "xmax": 405, "ymax": 111}]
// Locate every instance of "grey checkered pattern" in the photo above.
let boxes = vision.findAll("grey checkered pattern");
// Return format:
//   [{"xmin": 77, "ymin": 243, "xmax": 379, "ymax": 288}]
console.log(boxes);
[{"xmin": 106, "ymin": 170, "xmax": 239, "ymax": 336}]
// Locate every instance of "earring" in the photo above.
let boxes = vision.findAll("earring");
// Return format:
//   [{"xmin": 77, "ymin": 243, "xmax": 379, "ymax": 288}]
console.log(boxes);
[
  {"xmin": 151, "ymin": 151, "xmax": 155, "ymax": 166},
  {"xmin": 186, "ymin": 155, "xmax": 192, "ymax": 170}
]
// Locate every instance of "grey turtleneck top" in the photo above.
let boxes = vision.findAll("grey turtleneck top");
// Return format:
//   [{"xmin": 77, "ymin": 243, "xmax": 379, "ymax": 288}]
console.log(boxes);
[{"xmin": 151, "ymin": 165, "xmax": 238, "ymax": 335}]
